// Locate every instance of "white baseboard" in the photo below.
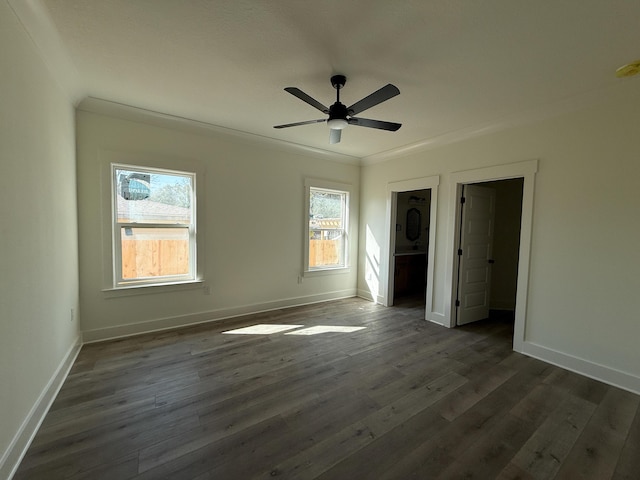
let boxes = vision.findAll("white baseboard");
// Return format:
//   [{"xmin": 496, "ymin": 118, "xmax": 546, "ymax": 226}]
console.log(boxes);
[
  {"xmin": 356, "ymin": 288, "xmax": 375, "ymax": 302},
  {"xmin": 427, "ymin": 311, "xmax": 448, "ymax": 327},
  {"xmin": 356, "ymin": 289, "xmax": 386, "ymax": 305},
  {"xmin": 521, "ymin": 341, "xmax": 640, "ymax": 396},
  {"xmin": 1, "ymin": 335, "xmax": 82, "ymax": 480},
  {"xmin": 83, "ymin": 289, "xmax": 357, "ymax": 343}
]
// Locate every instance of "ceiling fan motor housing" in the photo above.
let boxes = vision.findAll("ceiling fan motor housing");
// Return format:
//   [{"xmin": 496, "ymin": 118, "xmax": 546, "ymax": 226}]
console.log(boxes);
[
  {"xmin": 329, "ymin": 102, "xmax": 349, "ymax": 121},
  {"xmin": 330, "ymin": 75, "xmax": 347, "ymax": 89}
]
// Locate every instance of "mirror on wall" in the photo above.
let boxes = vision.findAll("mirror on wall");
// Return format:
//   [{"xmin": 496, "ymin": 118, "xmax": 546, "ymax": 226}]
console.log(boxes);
[{"xmin": 406, "ymin": 207, "xmax": 421, "ymax": 241}]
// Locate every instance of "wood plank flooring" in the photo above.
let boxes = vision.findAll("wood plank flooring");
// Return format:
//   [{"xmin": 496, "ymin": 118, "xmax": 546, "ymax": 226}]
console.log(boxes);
[{"xmin": 14, "ymin": 297, "xmax": 640, "ymax": 479}]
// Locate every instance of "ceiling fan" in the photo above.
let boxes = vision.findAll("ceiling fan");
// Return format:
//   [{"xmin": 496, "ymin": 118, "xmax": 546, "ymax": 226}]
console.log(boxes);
[{"xmin": 274, "ymin": 75, "xmax": 402, "ymax": 144}]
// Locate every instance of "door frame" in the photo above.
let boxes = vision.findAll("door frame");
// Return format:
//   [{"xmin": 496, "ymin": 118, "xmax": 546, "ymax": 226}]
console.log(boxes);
[
  {"xmin": 445, "ymin": 160, "xmax": 537, "ymax": 353},
  {"xmin": 383, "ymin": 176, "xmax": 439, "ymax": 319}
]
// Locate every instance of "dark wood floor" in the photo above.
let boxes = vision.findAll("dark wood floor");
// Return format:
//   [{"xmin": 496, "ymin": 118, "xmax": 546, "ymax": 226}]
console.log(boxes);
[{"xmin": 15, "ymin": 297, "xmax": 640, "ymax": 479}]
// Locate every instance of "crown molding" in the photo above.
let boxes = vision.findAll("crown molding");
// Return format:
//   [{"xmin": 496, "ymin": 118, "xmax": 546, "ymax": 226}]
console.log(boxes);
[
  {"xmin": 77, "ymin": 97, "xmax": 362, "ymax": 165},
  {"xmin": 8, "ymin": 0, "xmax": 85, "ymax": 104},
  {"xmin": 361, "ymin": 79, "xmax": 636, "ymax": 166}
]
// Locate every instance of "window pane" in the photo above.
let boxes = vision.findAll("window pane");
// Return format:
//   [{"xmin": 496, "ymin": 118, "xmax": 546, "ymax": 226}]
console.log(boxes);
[
  {"xmin": 309, "ymin": 188, "xmax": 346, "ymax": 268},
  {"xmin": 121, "ymin": 227, "xmax": 190, "ymax": 279},
  {"xmin": 309, "ymin": 190, "xmax": 344, "ymax": 230},
  {"xmin": 309, "ymin": 230, "xmax": 344, "ymax": 267},
  {"xmin": 115, "ymin": 168, "xmax": 193, "ymax": 224}
]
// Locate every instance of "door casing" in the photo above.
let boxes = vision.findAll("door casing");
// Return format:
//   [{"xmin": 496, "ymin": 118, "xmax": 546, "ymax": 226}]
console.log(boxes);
[
  {"xmin": 383, "ymin": 176, "xmax": 439, "ymax": 319},
  {"xmin": 445, "ymin": 160, "xmax": 538, "ymax": 353}
]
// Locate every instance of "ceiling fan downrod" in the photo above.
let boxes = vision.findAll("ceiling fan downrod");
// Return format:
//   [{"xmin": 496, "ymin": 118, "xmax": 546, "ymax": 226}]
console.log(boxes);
[{"xmin": 328, "ymin": 75, "xmax": 348, "ymax": 129}]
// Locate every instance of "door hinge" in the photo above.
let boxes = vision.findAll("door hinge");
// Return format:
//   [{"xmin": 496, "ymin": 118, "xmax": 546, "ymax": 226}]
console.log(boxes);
[
  {"xmin": 457, "ymin": 248, "xmax": 463, "ymax": 256},
  {"xmin": 460, "ymin": 196, "xmax": 466, "ymax": 204},
  {"xmin": 455, "ymin": 299, "xmax": 460, "ymax": 307}
]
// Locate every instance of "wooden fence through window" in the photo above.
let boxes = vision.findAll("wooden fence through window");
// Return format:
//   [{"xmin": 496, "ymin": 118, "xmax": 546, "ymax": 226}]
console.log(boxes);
[
  {"xmin": 122, "ymin": 239, "xmax": 189, "ymax": 279},
  {"xmin": 121, "ymin": 238, "xmax": 339, "ymax": 278},
  {"xmin": 309, "ymin": 239, "xmax": 339, "ymax": 267}
]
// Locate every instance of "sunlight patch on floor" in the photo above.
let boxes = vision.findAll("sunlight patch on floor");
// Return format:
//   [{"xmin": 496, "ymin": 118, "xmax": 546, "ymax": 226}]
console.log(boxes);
[
  {"xmin": 285, "ymin": 326, "xmax": 366, "ymax": 335},
  {"xmin": 222, "ymin": 324, "xmax": 366, "ymax": 335},
  {"xmin": 222, "ymin": 324, "xmax": 303, "ymax": 335}
]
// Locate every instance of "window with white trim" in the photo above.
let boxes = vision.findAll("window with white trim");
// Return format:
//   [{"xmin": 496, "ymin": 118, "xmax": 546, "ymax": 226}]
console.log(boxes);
[
  {"xmin": 112, "ymin": 164, "xmax": 196, "ymax": 287},
  {"xmin": 305, "ymin": 180, "xmax": 350, "ymax": 272}
]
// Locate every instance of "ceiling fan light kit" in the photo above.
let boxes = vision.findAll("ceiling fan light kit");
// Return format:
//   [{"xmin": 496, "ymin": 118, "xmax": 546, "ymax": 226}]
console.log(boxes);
[
  {"xmin": 327, "ymin": 118, "xmax": 348, "ymax": 130},
  {"xmin": 274, "ymin": 74, "xmax": 402, "ymax": 144}
]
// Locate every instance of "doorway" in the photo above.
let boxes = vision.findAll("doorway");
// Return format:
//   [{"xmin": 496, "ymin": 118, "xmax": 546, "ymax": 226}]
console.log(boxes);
[
  {"xmin": 384, "ymin": 175, "xmax": 439, "ymax": 319},
  {"xmin": 444, "ymin": 159, "xmax": 538, "ymax": 353},
  {"xmin": 455, "ymin": 179, "xmax": 524, "ymax": 326},
  {"xmin": 392, "ymin": 189, "xmax": 431, "ymax": 306}
]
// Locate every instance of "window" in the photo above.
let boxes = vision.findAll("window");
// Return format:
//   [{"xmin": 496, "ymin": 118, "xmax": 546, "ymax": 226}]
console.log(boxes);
[
  {"xmin": 305, "ymin": 180, "xmax": 350, "ymax": 273},
  {"xmin": 112, "ymin": 164, "xmax": 196, "ymax": 287}
]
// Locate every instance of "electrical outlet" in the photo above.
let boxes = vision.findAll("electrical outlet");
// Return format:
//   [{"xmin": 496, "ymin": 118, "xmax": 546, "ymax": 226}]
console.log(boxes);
[{"xmin": 203, "ymin": 285, "xmax": 211, "ymax": 295}]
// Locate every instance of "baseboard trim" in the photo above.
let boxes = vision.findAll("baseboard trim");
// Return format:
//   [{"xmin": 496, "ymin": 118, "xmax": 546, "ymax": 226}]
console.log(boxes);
[
  {"xmin": 1, "ymin": 335, "xmax": 82, "ymax": 480},
  {"xmin": 356, "ymin": 288, "xmax": 375, "ymax": 302},
  {"xmin": 521, "ymin": 341, "xmax": 640, "ymax": 396},
  {"xmin": 427, "ymin": 311, "xmax": 448, "ymax": 327},
  {"xmin": 356, "ymin": 289, "xmax": 385, "ymax": 305},
  {"xmin": 83, "ymin": 289, "xmax": 357, "ymax": 343}
]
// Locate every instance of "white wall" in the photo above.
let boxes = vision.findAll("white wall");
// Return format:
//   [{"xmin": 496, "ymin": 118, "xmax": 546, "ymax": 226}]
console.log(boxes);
[
  {"xmin": 0, "ymin": 2, "xmax": 80, "ymax": 476},
  {"xmin": 76, "ymin": 106, "xmax": 360, "ymax": 341},
  {"xmin": 359, "ymin": 82, "xmax": 640, "ymax": 393}
]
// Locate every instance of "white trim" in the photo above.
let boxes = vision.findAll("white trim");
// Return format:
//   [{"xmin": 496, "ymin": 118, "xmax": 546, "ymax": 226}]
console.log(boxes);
[
  {"xmin": 356, "ymin": 288, "xmax": 375, "ymax": 302},
  {"xmin": 111, "ymin": 163, "xmax": 197, "ymax": 288},
  {"xmin": 359, "ymin": 83, "xmax": 633, "ymax": 166},
  {"xmin": 83, "ymin": 290, "xmax": 357, "ymax": 343},
  {"xmin": 382, "ymin": 176, "xmax": 440, "ymax": 322},
  {"xmin": 356, "ymin": 289, "xmax": 386, "ymax": 305},
  {"xmin": 303, "ymin": 267, "xmax": 351, "ymax": 278},
  {"xmin": 0, "ymin": 336, "xmax": 82, "ymax": 480},
  {"xmin": 79, "ymin": 97, "xmax": 360, "ymax": 166},
  {"xmin": 102, "ymin": 280, "xmax": 204, "ymax": 298},
  {"xmin": 444, "ymin": 160, "xmax": 538, "ymax": 354},
  {"xmin": 427, "ymin": 312, "xmax": 448, "ymax": 327},
  {"xmin": 303, "ymin": 178, "xmax": 353, "ymax": 193},
  {"xmin": 522, "ymin": 341, "xmax": 640, "ymax": 396},
  {"xmin": 100, "ymin": 151, "xmax": 207, "ymax": 292},
  {"xmin": 303, "ymin": 178, "xmax": 353, "ymax": 275}
]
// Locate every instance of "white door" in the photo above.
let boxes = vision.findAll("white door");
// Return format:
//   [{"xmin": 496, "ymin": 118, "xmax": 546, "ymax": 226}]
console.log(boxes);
[{"xmin": 456, "ymin": 185, "xmax": 496, "ymax": 325}]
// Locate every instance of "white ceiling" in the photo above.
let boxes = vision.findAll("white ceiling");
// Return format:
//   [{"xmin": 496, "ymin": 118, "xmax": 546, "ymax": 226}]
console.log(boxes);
[{"xmin": 20, "ymin": 0, "xmax": 640, "ymax": 160}]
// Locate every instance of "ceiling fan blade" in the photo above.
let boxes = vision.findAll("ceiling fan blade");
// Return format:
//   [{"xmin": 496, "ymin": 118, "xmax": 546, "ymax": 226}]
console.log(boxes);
[
  {"xmin": 329, "ymin": 128, "xmax": 342, "ymax": 144},
  {"xmin": 274, "ymin": 119, "xmax": 326, "ymax": 129},
  {"xmin": 348, "ymin": 117, "xmax": 402, "ymax": 131},
  {"xmin": 347, "ymin": 84, "xmax": 400, "ymax": 116},
  {"xmin": 284, "ymin": 87, "xmax": 329, "ymax": 114}
]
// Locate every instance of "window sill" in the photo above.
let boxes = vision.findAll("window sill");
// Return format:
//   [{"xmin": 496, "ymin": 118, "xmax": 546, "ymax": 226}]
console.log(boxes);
[
  {"xmin": 102, "ymin": 280, "xmax": 204, "ymax": 298},
  {"xmin": 303, "ymin": 267, "xmax": 351, "ymax": 278}
]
